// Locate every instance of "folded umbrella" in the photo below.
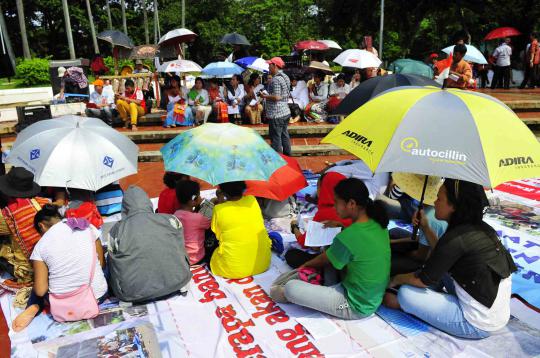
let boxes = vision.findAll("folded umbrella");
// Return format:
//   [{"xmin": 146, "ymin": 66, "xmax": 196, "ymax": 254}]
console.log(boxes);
[
  {"xmin": 160, "ymin": 123, "xmax": 286, "ymax": 185},
  {"xmin": 333, "ymin": 49, "xmax": 381, "ymax": 69},
  {"xmin": 442, "ymin": 44, "xmax": 487, "ymax": 64},
  {"xmin": 7, "ymin": 116, "xmax": 138, "ymax": 191},
  {"xmin": 245, "ymin": 155, "xmax": 307, "ymax": 201},
  {"xmin": 202, "ymin": 62, "xmax": 244, "ymax": 77}
]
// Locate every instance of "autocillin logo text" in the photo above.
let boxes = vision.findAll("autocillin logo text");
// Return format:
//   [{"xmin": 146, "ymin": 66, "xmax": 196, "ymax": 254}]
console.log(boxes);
[
  {"xmin": 341, "ymin": 130, "xmax": 373, "ymax": 154},
  {"xmin": 400, "ymin": 137, "xmax": 468, "ymax": 164}
]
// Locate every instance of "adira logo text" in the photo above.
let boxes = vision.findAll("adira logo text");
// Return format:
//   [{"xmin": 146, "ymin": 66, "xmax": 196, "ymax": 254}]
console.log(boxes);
[
  {"xmin": 499, "ymin": 156, "xmax": 534, "ymax": 167},
  {"xmin": 342, "ymin": 130, "xmax": 372, "ymax": 147}
]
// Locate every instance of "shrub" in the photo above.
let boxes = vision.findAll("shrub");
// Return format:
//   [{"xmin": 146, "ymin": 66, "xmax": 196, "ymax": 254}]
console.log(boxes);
[{"xmin": 15, "ymin": 58, "xmax": 51, "ymax": 86}]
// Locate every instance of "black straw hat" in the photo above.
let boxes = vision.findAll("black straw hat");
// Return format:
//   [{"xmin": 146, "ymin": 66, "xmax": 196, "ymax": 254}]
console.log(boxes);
[{"xmin": 0, "ymin": 167, "xmax": 41, "ymax": 198}]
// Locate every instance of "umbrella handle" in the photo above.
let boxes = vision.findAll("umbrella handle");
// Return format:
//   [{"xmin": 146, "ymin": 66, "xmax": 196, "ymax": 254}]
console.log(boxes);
[{"xmin": 411, "ymin": 175, "xmax": 428, "ymax": 241}]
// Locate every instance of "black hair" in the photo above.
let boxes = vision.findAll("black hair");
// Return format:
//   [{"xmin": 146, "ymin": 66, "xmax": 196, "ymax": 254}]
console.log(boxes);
[
  {"xmin": 454, "ymin": 44, "xmax": 468, "ymax": 55},
  {"xmin": 442, "ymin": 178, "xmax": 488, "ymax": 228},
  {"xmin": 336, "ymin": 73, "xmax": 345, "ymax": 82},
  {"xmin": 176, "ymin": 180, "xmax": 200, "ymax": 204},
  {"xmin": 34, "ymin": 204, "xmax": 62, "ymax": 234},
  {"xmin": 195, "ymin": 77, "xmax": 205, "ymax": 86},
  {"xmin": 314, "ymin": 71, "xmax": 325, "ymax": 80},
  {"xmin": 248, "ymin": 73, "xmax": 260, "ymax": 86},
  {"xmin": 334, "ymin": 178, "xmax": 389, "ymax": 229},
  {"xmin": 531, "ymin": 32, "xmax": 538, "ymax": 39},
  {"xmin": 124, "ymin": 79, "xmax": 135, "ymax": 88},
  {"xmin": 163, "ymin": 172, "xmax": 189, "ymax": 189},
  {"xmin": 219, "ymin": 181, "xmax": 247, "ymax": 198},
  {"xmin": 231, "ymin": 74, "xmax": 243, "ymax": 84}
]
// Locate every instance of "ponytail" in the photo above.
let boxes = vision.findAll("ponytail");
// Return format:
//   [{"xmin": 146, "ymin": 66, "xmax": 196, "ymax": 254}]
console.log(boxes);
[{"xmin": 334, "ymin": 178, "xmax": 389, "ymax": 229}]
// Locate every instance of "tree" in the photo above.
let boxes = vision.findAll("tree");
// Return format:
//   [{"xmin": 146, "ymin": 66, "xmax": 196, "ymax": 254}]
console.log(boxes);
[{"xmin": 16, "ymin": 0, "xmax": 31, "ymax": 59}]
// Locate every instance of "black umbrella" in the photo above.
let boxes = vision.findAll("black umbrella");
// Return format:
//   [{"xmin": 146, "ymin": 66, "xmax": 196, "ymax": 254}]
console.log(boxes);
[
  {"xmin": 331, "ymin": 74, "xmax": 439, "ymax": 115},
  {"xmin": 220, "ymin": 32, "xmax": 251, "ymax": 46},
  {"xmin": 97, "ymin": 30, "xmax": 134, "ymax": 48}
]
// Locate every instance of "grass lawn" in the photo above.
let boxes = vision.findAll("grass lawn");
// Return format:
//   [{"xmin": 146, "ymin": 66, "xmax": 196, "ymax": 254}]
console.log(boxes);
[{"xmin": 0, "ymin": 77, "xmax": 50, "ymax": 90}]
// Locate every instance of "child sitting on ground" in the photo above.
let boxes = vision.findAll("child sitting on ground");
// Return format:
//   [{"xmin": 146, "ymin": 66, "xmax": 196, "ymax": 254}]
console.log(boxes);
[
  {"xmin": 174, "ymin": 180, "xmax": 211, "ymax": 265},
  {"xmin": 158, "ymin": 172, "xmax": 189, "ymax": 214}
]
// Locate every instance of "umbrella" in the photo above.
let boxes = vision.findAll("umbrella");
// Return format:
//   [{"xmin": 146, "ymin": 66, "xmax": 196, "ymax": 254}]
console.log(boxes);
[
  {"xmin": 247, "ymin": 58, "xmax": 269, "ymax": 73},
  {"xmin": 321, "ymin": 87, "xmax": 540, "ymax": 188},
  {"xmin": 202, "ymin": 61, "xmax": 244, "ymax": 77},
  {"xmin": 307, "ymin": 61, "xmax": 334, "ymax": 75},
  {"xmin": 129, "ymin": 44, "xmax": 159, "ymax": 59},
  {"xmin": 160, "ymin": 123, "xmax": 286, "ymax": 185},
  {"xmin": 332, "ymin": 74, "xmax": 439, "ymax": 115},
  {"xmin": 234, "ymin": 56, "xmax": 259, "ymax": 68},
  {"xmin": 7, "ymin": 116, "xmax": 138, "ymax": 191},
  {"xmin": 442, "ymin": 44, "xmax": 487, "ymax": 64},
  {"xmin": 158, "ymin": 28, "xmax": 197, "ymax": 47},
  {"xmin": 388, "ymin": 59, "xmax": 433, "ymax": 78},
  {"xmin": 333, "ymin": 49, "xmax": 382, "ymax": 69},
  {"xmin": 245, "ymin": 155, "xmax": 307, "ymax": 201},
  {"xmin": 221, "ymin": 33, "xmax": 251, "ymax": 46},
  {"xmin": 317, "ymin": 39, "xmax": 342, "ymax": 50},
  {"xmin": 484, "ymin": 27, "xmax": 522, "ymax": 41},
  {"xmin": 159, "ymin": 59, "xmax": 202, "ymax": 73},
  {"xmin": 97, "ymin": 30, "xmax": 134, "ymax": 48},
  {"xmin": 295, "ymin": 40, "xmax": 329, "ymax": 51}
]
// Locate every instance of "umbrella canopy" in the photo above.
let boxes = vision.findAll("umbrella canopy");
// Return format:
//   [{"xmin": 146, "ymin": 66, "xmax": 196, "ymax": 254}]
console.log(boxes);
[
  {"xmin": 234, "ymin": 56, "xmax": 259, "ymax": 68},
  {"xmin": 295, "ymin": 40, "xmax": 329, "ymax": 51},
  {"xmin": 333, "ymin": 49, "xmax": 382, "ymax": 69},
  {"xmin": 202, "ymin": 61, "xmax": 244, "ymax": 77},
  {"xmin": 317, "ymin": 39, "xmax": 342, "ymax": 50},
  {"xmin": 97, "ymin": 30, "xmax": 134, "ymax": 48},
  {"xmin": 388, "ymin": 59, "xmax": 434, "ymax": 78},
  {"xmin": 321, "ymin": 87, "xmax": 540, "ymax": 188},
  {"xmin": 484, "ymin": 27, "xmax": 522, "ymax": 41},
  {"xmin": 221, "ymin": 33, "xmax": 251, "ymax": 46},
  {"xmin": 332, "ymin": 74, "xmax": 439, "ymax": 115},
  {"xmin": 160, "ymin": 123, "xmax": 286, "ymax": 185},
  {"xmin": 158, "ymin": 28, "xmax": 197, "ymax": 47},
  {"xmin": 7, "ymin": 116, "xmax": 138, "ymax": 191},
  {"xmin": 442, "ymin": 44, "xmax": 487, "ymax": 64},
  {"xmin": 129, "ymin": 44, "xmax": 160, "ymax": 59},
  {"xmin": 307, "ymin": 61, "xmax": 334, "ymax": 75},
  {"xmin": 245, "ymin": 155, "xmax": 307, "ymax": 201},
  {"xmin": 247, "ymin": 58, "xmax": 269, "ymax": 73},
  {"xmin": 159, "ymin": 59, "xmax": 202, "ymax": 73}
]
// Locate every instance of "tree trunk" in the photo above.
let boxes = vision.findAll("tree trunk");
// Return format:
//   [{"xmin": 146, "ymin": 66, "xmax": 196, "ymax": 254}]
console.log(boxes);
[
  {"xmin": 154, "ymin": 0, "xmax": 160, "ymax": 44},
  {"xmin": 15, "ymin": 0, "xmax": 31, "ymax": 59},
  {"xmin": 86, "ymin": 0, "xmax": 100, "ymax": 54},
  {"xmin": 121, "ymin": 0, "xmax": 128, "ymax": 34},
  {"xmin": 61, "ymin": 0, "xmax": 76, "ymax": 59},
  {"xmin": 105, "ymin": 0, "xmax": 113, "ymax": 30},
  {"xmin": 143, "ymin": 0, "xmax": 149, "ymax": 44},
  {"xmin": 0, "ymin": 3, "xmax": 16, "ymax": 71}
]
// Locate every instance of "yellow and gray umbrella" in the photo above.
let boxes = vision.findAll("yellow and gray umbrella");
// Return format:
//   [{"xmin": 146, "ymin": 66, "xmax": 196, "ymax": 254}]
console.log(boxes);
[{"xmin": 322, "ymin": 86, "xmax": 540, "ymax": 188}]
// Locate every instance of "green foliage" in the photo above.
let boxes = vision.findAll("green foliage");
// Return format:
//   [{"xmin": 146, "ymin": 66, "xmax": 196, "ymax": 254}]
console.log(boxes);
[{"xmin": 15, "ymin": 58, "xmax": 50, "ymax": 86}]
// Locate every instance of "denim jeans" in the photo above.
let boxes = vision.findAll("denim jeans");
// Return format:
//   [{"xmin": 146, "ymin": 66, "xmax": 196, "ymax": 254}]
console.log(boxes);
[
  {"xmin": 284, "ymin": 280, "xmax": 369, "ymax": 320},
  {"xmin": 85, "ymin": 108, "xmax": 113, "ymax": 125},
  {"xmin": 269, "ymin": 115, "xmax": 292, "ymax": 156},
  {"xmin": 397, "ymin": 275, "xmax": 491, "ymax": 339}
]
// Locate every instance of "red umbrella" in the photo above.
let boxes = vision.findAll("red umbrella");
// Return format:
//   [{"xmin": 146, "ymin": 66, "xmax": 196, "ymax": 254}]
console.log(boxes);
[
  {"xmin": 295, "ymin": 40, "xmax": 329, "ymax": 51},
  {"xmin": 484, "ymin": 27, "xmax": 522, "ymax": 40},
  {"xmin": 245, "ymin": 155, "xmax": 307, "ymax": 201}
]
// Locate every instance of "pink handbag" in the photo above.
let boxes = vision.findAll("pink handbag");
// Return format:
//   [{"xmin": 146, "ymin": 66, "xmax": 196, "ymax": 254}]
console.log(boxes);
[{"xmin": 48, "ymin": 232, "xmax": 99, "ymax": 322}]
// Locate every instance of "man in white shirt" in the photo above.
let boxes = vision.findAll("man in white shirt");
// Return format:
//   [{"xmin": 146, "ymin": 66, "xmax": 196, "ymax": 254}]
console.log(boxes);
[
  {"xmin": 85, "ymin": 79, "xmax": 114, "ymax": 125},
  {"xmin": 491, "ymin": 38, "xmax": 512, "ymax": 89}
]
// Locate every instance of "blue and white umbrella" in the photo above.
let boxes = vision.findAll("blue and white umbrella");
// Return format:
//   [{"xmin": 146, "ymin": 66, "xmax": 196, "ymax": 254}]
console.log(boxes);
[
  {"xmin": 202, "ymin": 61, "xmax": 244, "ymax": 77},
  {"xmin": 234, "ymin": 56, "xmax": 259, "ymax": 68},
  {"xmin": 442, "ymin": 44, "xmax": 488, "ymax": 64}
]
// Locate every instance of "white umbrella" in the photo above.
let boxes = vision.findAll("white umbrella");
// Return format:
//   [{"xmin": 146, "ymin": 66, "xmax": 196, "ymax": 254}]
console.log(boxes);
[
  {"xmin": 442, "ymin": 44, "xmax": 488, "ymax": 64},
  {"xmin": 247, "ymin": 58, "xmax": 269, "ymax": 73},
  {"xmin": 333, "ymin": 49, "xmax": 382, "ymax": 69},
  {"xmin": 159, "ymin": 59, "xmax": 202, "ymax": 73},
  {"xmin": 158, "ymin": 28, "xmax": 197, "ymax": 47},
  {"xmin": 318, "ymin": 39, "xmax": 342, "ymax": 50},
  {"xmin": 7, "ymin": 116, "xmax": 139, "ymax": 191}
]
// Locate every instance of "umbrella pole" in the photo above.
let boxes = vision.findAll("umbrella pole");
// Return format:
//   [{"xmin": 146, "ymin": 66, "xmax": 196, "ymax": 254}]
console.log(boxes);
[
  {"xmin": 113, "ymin": 46, "xmax": 119, "ymax": 75},
  {"xmin": 411, "ymin": 175, "xmax": 428, "ymax": 241}
]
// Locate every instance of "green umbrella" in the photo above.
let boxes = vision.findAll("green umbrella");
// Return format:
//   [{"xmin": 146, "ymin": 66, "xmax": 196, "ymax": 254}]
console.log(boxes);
[{"xmin": 388, "ymin": 59, "xmax": 433, "ymax": 78}]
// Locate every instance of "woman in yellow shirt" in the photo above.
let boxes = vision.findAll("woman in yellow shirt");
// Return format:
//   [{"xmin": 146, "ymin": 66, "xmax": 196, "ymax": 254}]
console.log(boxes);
[{"xmin": 210, "ymin": 181, "xmax": 271, "ymax": 278}]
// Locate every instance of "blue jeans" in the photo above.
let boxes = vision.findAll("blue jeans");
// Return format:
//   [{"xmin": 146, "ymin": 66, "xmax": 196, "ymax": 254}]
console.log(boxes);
[
  {"xmin": 397, "ymin": 276, "xmax": 490, "ymax": 339},
  {"xmin": 269, "ymin": 115, "xmax": 291, "ymax": 156}
]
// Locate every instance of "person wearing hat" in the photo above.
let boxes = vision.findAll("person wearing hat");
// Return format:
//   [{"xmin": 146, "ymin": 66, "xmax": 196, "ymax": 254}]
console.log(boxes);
[
  {"xmin": 133, "ymin": 59, "xmax": 149, "ymax": 74},
  {"xmin": 0, "ymin": 167, "xmax": 50, "ymax": 291},
  {"xmin": 85, "ymin": 79, "xmax": 114, "ymax": 125},
  {"xmin": 387, "ymin": 173, "xmax": 448, "ymax": 276},
  {"xmin": 260, "ymin": 57, "xmax": 292, "ymax": 156}
]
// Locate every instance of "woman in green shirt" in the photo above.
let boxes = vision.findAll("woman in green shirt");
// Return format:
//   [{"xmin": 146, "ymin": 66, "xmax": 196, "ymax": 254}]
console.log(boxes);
[{"xmin": 282, "ymin": 178, "xmax": 391, "ymax": 319}]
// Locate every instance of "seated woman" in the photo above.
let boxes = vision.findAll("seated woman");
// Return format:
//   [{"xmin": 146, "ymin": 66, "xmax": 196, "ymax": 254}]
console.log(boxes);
[
  {"xmin": 289, "ymin": 76, "xmax": 309, "ymax": 123},
  {"xmin": 244, "ymin": 73, "xmax": 264, "ymax": 125},
  {"xmin": 277, "ymin": 178, "xmax": 390, "ymax": 320},
  {"xmin": 384, "ymin": 179, "xmax": 517, "ymax": 339},
  {"xmin": 188, "ymin": 77, "xmax": 212, "ymax": 125},
  {"xmin": 222, "ymin": 74, "xmax": 246, "ymax": 125},
  {"xmin": 12, "ymin": 205, "xmax": 107, "ymax": 331},
  {"xmin": 157, "ymin": 172, "xmax": 189, "ymax": 214},
  {"xmin": 349, "ymin": 69, "xmax": 362, "ymax": 90},
  {"xmin": 327, "ymin": 74, "xmax": 351, "ymax": 113},
  {"xmin": 305, "ymin": 71, "xmax": 329, "ymax": 123},
  {"xmin": 163, "ymin": 76, "xmax": 194, "ymax": 127},
  {"xmin": 174, "ymin": 180, "xmax": 211, "ymax": 265},
  {"xmin": 208, "ymin": 78, "xmax": 228, "ymax": 123},
  {"xmin": 115, "ymin": 79, "xmax": 146, "ymax": 131},
  {"xmin": 210, "ymin": 181, "xmax": 271, "ymax": 279}
]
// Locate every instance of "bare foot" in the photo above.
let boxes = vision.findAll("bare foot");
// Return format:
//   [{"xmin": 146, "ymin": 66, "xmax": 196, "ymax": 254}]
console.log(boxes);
[
  {"xmin": 382, "ymin": 291, "xmax": 401, "ymax": 309},
  {"xmin": 12, "ymin": 304, "xmax": 40, "ymax": 332},
  {"xmin": 131, "ymin": 125, "xmax": 138, "ymax": 132}
]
